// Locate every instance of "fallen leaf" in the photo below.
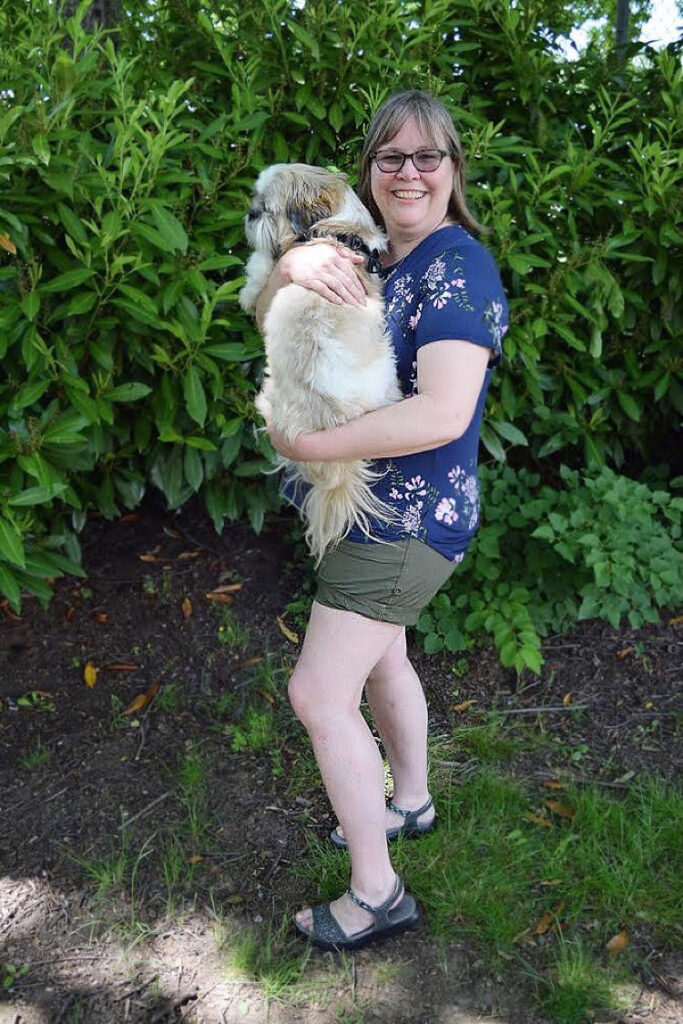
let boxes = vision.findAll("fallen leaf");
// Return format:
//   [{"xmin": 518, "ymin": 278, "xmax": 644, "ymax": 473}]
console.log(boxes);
[
  {"xmin": 256, "ymin": 688, "xmax": 275, "ymax": 705},
  {"xmin": 123, "ymin": 680, "xmax": 160, "ymax": 716},
  {"xmin": 542, "ymin": 780, "xmax": 566, "ymax": 790},
  {"xmin": 606, "ymin": 929, "xmax": 629, "ymax": 955},
  {"xmin": 533, "ymin": 901, "xmax": 566, "ymax": 935},
  {"xmin": 84, "ymin": 662, "xmax": 99, "ymax": 688},
  {"xmin": 103, "ymin": 663, "xmax": 138, "ymax": 672},
  {"xmin": 211, "ymin": 582, "xmax": 243, "ymax": 594},
  {"xmin": 118, "ymin": 513, "xmax": 139, "ymax": 523},
  {"xmin": 1, "ymin": 599, "xmax": 22, "ymax": 621},
  {"xmin": 452, "ymin": 699, "xmax": 477, "ymax": 713},
  {"xmin": 539, "ymin": 878, "xmax": 563, "ymax": 887},
  {"xmin": 177, "ymin": 550, "xmax": 201, "ymax": 560},
  {"xmin": 0, "ymin": 233, "xmax": 17, "ymax": 255},
  {"xmin": 163, "ymin": 526, "xmax": 182, "ymax": 538},
  {"xmin": 277, "ymin": 616, "xmax": 299, "ymax": 644},
  {"xmin": 562, "ymin": 691, "xmax": 573, "ymax": 706},
  {"xmin": 187, "ymin": 854, "xmax": 203, "ymax": 864},
  {"xmin": 65, "ymin": 605, "xmax": 76, "ymax": 622},
  {"xmin": 616, "ymin": 646, "xmax": 634, "ymax": 659},
  {"xmin": 234, "ymin": 656, "xmax": 264, "ymax": 669},
  {"xmin": 225, "ymin": 894, "xmax": 244, "ymax": 904},
  {"xmin": 181, "ymin": 597, "xmax": 192, "ymax": 620},
  {"xmin": 139, "ymin": 554, "xmax": 163, "ymax": 563},
  {"xmin": 544, "ymin": 799, "xmax": 575, "ymax": 820},
  {"xmin": 95, "ymin": 612, "xmax": 108, "ymax": 623},
  {"xmin": 522, "ymin": 813, "xmax": 553, "ymax": 828},
  {"xmin": 206, "ymin": 591, "xmax": 233, "ymax": 604},
  {"xmin": 667, "ymin": 614, "xmax": 683, "ymax": 626}
]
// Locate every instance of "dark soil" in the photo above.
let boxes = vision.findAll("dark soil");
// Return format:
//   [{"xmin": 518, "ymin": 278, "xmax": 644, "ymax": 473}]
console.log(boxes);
[{"xmin": 0, "ymin": 498, "xmax": 681, "ymax": 1024}]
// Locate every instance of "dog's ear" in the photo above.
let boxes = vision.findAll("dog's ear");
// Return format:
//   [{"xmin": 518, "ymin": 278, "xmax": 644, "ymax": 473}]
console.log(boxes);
[{"xmin": 285, "ymin": 172, "xmax": 345, "ymax": 237}]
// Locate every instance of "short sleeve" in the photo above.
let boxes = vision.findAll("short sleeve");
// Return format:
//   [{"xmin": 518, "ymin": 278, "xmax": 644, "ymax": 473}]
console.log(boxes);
[{"xmin": 413, "ymin": 244, "xmax": 508, "ymax": 367}]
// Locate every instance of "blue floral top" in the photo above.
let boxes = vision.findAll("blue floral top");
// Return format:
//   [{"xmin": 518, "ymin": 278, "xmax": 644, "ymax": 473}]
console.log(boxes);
[{"xmin": 346, "ymin": 224, "xmax": 508, "ymax": 562}]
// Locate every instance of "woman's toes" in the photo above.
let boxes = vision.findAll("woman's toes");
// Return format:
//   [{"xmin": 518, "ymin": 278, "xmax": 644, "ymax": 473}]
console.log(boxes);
[{"xmin": 295, "ymin": 908, "xmax": 314, "ymax": 932}]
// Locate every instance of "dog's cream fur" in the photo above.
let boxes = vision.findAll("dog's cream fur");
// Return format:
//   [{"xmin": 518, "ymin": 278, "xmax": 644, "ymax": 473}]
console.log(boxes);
[{"xmin": 239, "ymin": 163, "xmax": 402, "ymax": 564}]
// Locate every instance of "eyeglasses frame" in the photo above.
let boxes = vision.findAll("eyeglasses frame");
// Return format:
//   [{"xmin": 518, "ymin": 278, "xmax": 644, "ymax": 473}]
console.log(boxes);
[{"xmin": 371, "ymin": 149, "xmax": 453, "ymax": 174}]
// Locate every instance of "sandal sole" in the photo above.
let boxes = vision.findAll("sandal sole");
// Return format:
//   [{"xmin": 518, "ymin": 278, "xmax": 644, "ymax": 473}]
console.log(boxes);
[{"xmin": 296, "ymin": 895, "xmax": 422, "ymax": 952}]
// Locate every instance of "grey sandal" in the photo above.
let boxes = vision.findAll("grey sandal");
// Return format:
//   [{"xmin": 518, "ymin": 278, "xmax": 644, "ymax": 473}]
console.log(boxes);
[
  {"xmin": 329, "ymin": 796, "xmax": 436, "ymax": 849},
  {"xmin": 294, "ymin": 874, "xmax": 421, "ymax": 951}
]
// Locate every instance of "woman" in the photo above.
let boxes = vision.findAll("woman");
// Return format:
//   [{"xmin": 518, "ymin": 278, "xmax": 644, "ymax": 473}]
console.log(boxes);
[{"xmin": 255, "ymin": 90, "xmax": 508, "ymax": 950}]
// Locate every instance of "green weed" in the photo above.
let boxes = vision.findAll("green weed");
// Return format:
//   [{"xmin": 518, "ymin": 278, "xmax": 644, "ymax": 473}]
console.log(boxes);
[
  {"xmin": 156, "ymin": 681, "xmax": 181, "ymax": 713},
  {"xmin": 217, "ymin": 608, "xmax": 251, "ymax": 652},
  {"xmin": 20, "ymin": 738, "xmax": 50, "ymax": 770}
]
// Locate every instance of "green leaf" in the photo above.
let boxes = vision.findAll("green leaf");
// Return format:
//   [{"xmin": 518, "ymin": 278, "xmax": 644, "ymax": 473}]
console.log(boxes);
[
  {"xmin": 131, "ymin": 221, "xmax": 176, "ymax": 254},
  {"xmin": 287, "ymin": 19, "xmax": 320, "ymax": 57},
  {"xmin": 103, "ymin": 382, "xmax": 152, "ymax": 403},
  {"xmin": 185, "ymin": 435, "xmax": 217, "ymax": 451},
  {"xmin": 32, "ymin": 133, "xmax": 50, "ymax": 165},
  {"xmin": 57, "ymin": 203, "xmax": 89, "ymax": 247},
  {"xmin": 0, "ymin": 518, "xmax": 25, "ymax": 568},
  {"xmin": 616, "ymin": 391, "xmax": 641, "ymax": 422},
  {"xmin": 491, "ymin": 420, "xmax": 528, "ymax": 447},
  {"xmin": 10, "ymin": 484, "xmax": 67, "ymax": 506},
  {"xmin": 150, "ymin": 206, "xmax": 188, "ymax": 254},
  {"xmin": 41, "ymin": 268, "xmax": 94, "ymax": 293},
  {"xmin": 183, "ymin": 366, "xmax": 207, "ymax": 427},
  {"xmin": 62, "ymin": 290, "xmax": 97, "ymax": 316},
  {"xmin": 183, "ymin": 446, "xmax": 203, "ymax": 491},
  {"xmin": 480, "ymin": 425, "xmax": 506, "ymax": 462},
  {"xmin": 20, "ymin": 291, "xmax": 40, "ymax": 321},
  {"xmin": 0, "ymin": 562, "xmax": 21, "ymax": 611},
  {"xmin": 202, "ymin": 342, "xmax": 256, "ymax": 362}
]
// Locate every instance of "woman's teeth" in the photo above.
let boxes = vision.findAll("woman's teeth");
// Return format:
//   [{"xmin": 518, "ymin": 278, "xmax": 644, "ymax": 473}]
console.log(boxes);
[{"xmin": 393, "ymin": 190, "xmax": 425, "ymax": 199}]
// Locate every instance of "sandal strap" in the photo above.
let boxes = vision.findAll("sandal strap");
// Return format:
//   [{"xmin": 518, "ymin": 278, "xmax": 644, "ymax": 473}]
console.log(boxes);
[
  {"xmin": 386, "ymin": 795, "xmax": 433, "ymax": 828},
  {"xmin": 348, "ymin": 875, "xmax": 403, "ymax": 924}
]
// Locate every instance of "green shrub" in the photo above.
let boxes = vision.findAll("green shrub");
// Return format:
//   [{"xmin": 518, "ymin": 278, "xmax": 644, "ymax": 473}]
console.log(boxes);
[
  {"xmin": 1, "ymin": 0, "xmax": 680, "ymax": 634},
  {"xmin": 416, "ymin": 464, "xmax": 683, "ymax": 672}
]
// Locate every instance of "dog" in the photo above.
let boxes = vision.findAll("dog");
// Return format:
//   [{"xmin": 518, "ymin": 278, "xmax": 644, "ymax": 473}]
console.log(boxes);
[{"xmin": 239, "ymin": 163, "xmax": 402, "ymax": 564}]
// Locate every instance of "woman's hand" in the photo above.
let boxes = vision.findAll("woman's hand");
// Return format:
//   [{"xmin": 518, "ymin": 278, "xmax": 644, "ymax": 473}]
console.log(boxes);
[
  {"xmin": 279, "ymin": 242, "xmax": 367, "ymax": 307},
  {"xmin": 266, "ymin": 424, "xmax": 316, "ymax": 461}
]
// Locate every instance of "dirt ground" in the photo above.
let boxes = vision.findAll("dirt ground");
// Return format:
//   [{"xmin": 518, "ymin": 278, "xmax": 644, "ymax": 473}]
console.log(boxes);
[{"xmin": 0, "ymin": 497, "xmax": 681, "ymax": 1024}]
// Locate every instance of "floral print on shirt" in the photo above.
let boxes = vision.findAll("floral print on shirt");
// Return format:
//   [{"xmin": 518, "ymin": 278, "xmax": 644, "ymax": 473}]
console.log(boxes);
[{"xmin": 345, "ymin": 226, "xmax": 508, "ymax": 562}]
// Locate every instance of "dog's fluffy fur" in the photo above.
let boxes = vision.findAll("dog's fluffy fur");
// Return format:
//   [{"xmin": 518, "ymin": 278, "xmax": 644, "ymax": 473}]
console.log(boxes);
[{"xmin": 239, "ymin": 163, "xmax": 401, "ymax": 564}]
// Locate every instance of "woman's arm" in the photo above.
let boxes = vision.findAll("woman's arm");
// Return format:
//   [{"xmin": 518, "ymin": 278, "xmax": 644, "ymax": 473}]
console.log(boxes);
[
  {"xmin": 254, "ymin": 242, "xmax": 368, "ymax": 331},
  {"xmin": 268, "ymin": 339, "xmax": 491, "ymax": 461}
]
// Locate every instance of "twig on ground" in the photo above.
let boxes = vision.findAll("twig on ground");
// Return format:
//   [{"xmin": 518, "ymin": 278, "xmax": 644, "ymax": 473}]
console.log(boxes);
[
  {"xmin": 494, "ymin": 705, "xmax": 589, "ymax": 715},
  {"xmin": 113, "ymin": 975, "xmax": 158, "ymax": 1003},
  {"xmin": 118, "ymin": 790, "xmax": 173, "ymax": 831},
  {"xmin": 27, "ymin": 953, "xmax": 102, "ymax": 968}
]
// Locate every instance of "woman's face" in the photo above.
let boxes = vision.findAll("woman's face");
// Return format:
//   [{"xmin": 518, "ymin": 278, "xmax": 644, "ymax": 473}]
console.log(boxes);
[{"xmin": 370, "ymin": 116, "xmax": 454, "ymax": 253}]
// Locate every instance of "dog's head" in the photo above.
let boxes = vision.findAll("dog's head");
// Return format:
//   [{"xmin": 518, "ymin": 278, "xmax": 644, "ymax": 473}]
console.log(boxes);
[{"xmin": 244, "ymin": 163, "xmax": 384, "ymax": 258}]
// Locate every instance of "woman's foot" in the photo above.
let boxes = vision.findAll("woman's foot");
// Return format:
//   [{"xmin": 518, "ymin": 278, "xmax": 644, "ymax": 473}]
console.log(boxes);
[
  {"xmin": 295, "ymin": 874, "xmax": 420, "ymax": 950},
  {"xmin": 330, "ymin": 795, "xmax": 435, "ymax": 847}
]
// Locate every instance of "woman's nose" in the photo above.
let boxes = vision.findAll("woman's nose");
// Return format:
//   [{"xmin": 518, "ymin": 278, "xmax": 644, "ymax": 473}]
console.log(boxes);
[{"xmin": 396, "ymin": 156, "xmax": 420, "ymax": 180}]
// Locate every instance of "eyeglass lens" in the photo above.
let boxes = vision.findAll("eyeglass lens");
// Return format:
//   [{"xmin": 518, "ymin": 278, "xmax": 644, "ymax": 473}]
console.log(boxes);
[{"xmin": 375, "ymin": 150, "xmax": 445, "ymax": 172}]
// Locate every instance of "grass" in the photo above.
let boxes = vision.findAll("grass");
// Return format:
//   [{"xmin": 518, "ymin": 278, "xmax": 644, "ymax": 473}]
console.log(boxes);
[
  {"xmin": 19, "ymin": 738, "xmax": 51, "ymax": 770},
  {"xmin": 293, "ymin": 755, "xmax": 683, "ymax": 1023}
]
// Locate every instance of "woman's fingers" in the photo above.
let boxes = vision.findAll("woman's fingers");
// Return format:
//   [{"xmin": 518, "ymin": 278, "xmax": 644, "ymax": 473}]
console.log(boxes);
[{"xmin": 282, "ymin": 243, "xmax": 368, "ymax": 305}]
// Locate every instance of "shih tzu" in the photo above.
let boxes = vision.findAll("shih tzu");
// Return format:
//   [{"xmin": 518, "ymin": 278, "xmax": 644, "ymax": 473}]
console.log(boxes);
[{"xmin": 239, "ymin": 163, "xmax": 401, "ymax": 564}]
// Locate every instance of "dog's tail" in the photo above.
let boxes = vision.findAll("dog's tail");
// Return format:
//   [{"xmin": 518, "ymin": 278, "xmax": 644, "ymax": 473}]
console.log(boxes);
[{"xmin": 289, "ymin": 460, "xmax": 398, "ymax": 565}]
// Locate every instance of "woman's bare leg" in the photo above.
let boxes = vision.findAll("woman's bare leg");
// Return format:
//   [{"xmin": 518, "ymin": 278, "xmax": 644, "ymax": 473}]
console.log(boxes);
[
  {"xmin": 288, "ymin": 601, "xmax": 404, "ymax": 935},
  {"xmin": 365, "ymin": 631, "xmax": 434, "ymax": 828},
  {"xmin": 332, "ymin": 630, "xmax": 435, "ymax": 842}
]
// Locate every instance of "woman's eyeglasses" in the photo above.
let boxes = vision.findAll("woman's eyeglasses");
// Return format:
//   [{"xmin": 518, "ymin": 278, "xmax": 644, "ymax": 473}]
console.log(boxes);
[{"xmin": 372, "ymin": 149, "xmax": 452, "ymax": 173}]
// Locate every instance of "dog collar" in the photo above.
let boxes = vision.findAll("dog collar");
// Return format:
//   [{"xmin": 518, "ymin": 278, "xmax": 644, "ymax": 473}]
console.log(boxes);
[{"xmin": 294, "ymin": 231, "xmax": 383, "ymax": 275}]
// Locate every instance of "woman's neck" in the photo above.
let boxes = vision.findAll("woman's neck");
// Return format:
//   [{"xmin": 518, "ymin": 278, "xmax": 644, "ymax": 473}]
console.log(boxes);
[{"xmin": 386, "ymin": 216, "xmax": 453, "ymax": 263}]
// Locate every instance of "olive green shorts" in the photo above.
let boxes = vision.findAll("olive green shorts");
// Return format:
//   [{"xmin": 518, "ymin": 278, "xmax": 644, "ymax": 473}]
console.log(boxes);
[{"xmin": 315, "ymin": 537, "xmax": 457, "ymax": 627}]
